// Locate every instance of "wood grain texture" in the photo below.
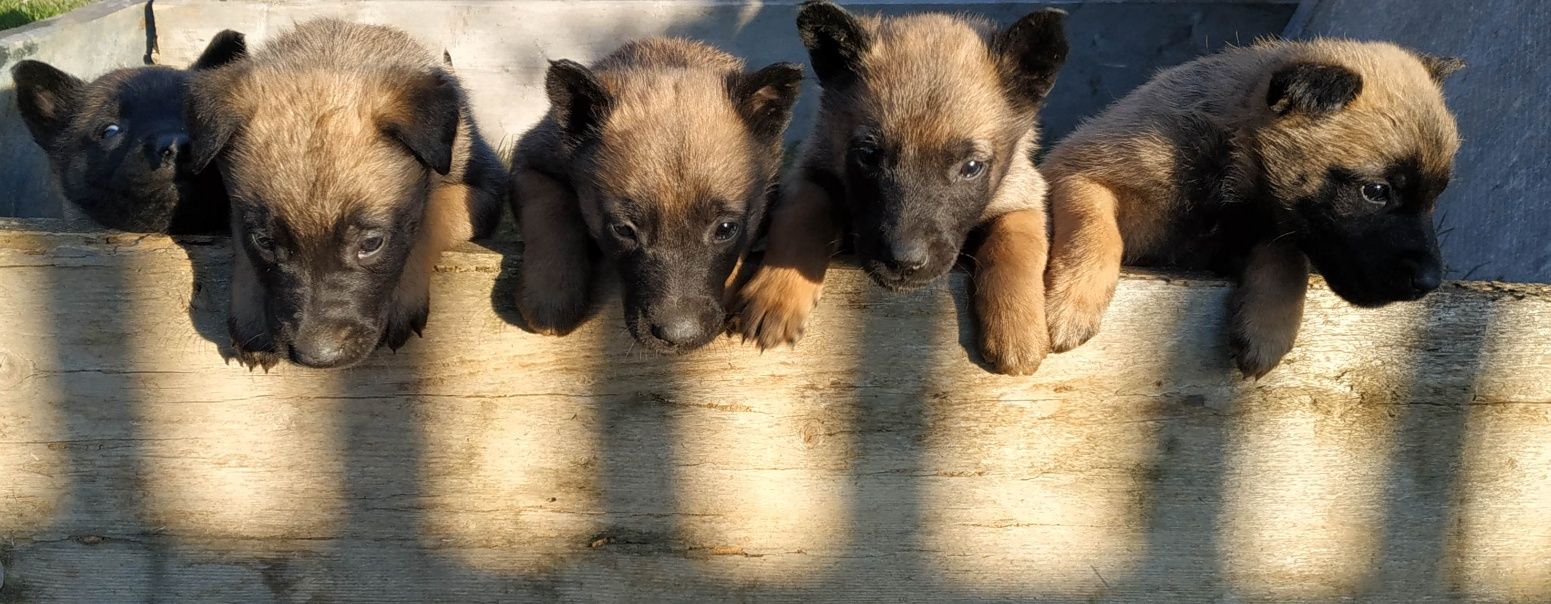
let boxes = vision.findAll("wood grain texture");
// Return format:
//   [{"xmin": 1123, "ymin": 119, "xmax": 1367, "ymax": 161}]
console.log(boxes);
[{"xmin": 0, "ymin": 222, "xmax": 1548, "ymax": 602}]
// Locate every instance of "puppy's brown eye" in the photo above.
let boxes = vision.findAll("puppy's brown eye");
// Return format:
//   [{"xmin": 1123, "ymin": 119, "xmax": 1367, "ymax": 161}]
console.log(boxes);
[
  {"xmin": 712, "ymin": 221, "xmax": 740, "ymax": 243},
  {"xmin": 100, "ymin": 124, "xmax": 122, "ymax": 139},
  {"xmin": 357, "ymin": 233, "xmax": 386, "ymax": 260},
  {"xmin": 960, "ymin": 159, "xmax": 987, "ymax": 180},
  {"xmin": 1361, "ymin": 182, "xmax": 1392, "ymax": 205},
  {"xmin": 852, "ymin": 144, "xmax": 881, "ymax": 168},
  {"xmin": 612, "ymin": 224, "xmax": 637, "ymax": 242}
]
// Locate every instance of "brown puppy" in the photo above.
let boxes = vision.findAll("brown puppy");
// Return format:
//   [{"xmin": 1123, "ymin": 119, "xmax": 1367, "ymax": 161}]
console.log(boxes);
[
  {"xmin": 187, "ymin": 19, "xmax": 505, "ymax": 369},
  {"xmin": 1041, "ymin": 39, "xmax": 1463, "ymax": 377},
  {"xmin": 733, "ymin": 1, "xmax": 1068, "ymax": 374},
  {"xmin": 512, "ymin": 38, "xmax": 802, "ymax": 352}
]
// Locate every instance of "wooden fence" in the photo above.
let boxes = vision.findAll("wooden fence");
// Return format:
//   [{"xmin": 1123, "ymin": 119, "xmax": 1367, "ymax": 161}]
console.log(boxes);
[{"xmin": 1, "ymin": 222, "xmax": 1547, "ymax": 602}]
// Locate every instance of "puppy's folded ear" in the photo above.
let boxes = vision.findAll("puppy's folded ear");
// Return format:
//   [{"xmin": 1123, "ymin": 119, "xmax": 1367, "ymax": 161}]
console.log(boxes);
[
  {"xmin": 11, "ymin": 60, "xmax": 85, "ymax": 150},
  {"xmin": 545, "ymin": 59, "xmax": 612, "ymax": 140},
  {"xmin": 1419, "ymin": 54, "xmax": 1465, "ymax": 83},
  {"xmin": 191, "ymin": 30, "xmax": 248, "ymax": 71},
  {"xmin": 796, "ymin": 0, "xmax": 870, "ymax": 88},
  {"xmin": 1267, "ymin": 63, "xmax": 1363, "ymax": 117},
  {"xmin": 729, "ymin": 62, "xmax": 804, "ymax": 141},
  {"xmin": 186, "ymin": 66, "xmax": 248, "ymax": 174},
  {"xmin": 994, "ymin": 8, "xmax": 1069, "ymax": 109},
  {"xmin": 380, "ymin": 69, "xmax": 461, "ymax": 175}
]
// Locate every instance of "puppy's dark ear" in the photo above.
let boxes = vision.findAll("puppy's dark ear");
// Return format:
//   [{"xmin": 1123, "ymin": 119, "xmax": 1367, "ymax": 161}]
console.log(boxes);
[
  {"xmin": 191, "ymin": 30, "xmax": 247, "ymax": 71},
  {"xmin": 796, "ymin": 0, "xmax": 870, "ymax": 87},
  {"xmin": 993, "ymin": 8, "xmax": 1069, "ymax": 109},
  {"xmin": 729, "ymin": 62, "xmax": 804, "ymax": 141},
  {"xmin": 1419, "ymin": 54, "xmax": 1465, "ymax": 83},
  {"xmin": 545, "ymin": 59, "xmax": 613, "ymax": 139},
  {"xmin": 186, "ymin": 67, "xmax": 247, "ymax": 174},
  {"xmin": 1267, "ymin": 63, "xmax": 1363, "ymax": 117},
  {"xmin": 380, "ymin": 69, "xmax": 461, "ymax": 176},
  {"xmin": 11, "ymin": 60, "xmax": 85, "ymax": 150}
]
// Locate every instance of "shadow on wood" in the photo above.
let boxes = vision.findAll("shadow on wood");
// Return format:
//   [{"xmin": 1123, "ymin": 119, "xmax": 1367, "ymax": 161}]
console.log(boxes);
[{"xmin": 1, "ymin": 221, "xmax": 1547, "ymax": 601}]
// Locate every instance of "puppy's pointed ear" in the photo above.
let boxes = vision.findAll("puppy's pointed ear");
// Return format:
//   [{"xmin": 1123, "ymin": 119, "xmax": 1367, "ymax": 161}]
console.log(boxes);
[
  {"xmin": 545, "ymin": 59, "xmax": 612, "ymax": 139},
  {"xmin": 729, "ymin": 62, "xmax": 804, "ymax": 141},
  {"xmin": 186, "ymin": 66, "xmax": 247, "ymax": 174},
  {"xmin": 1419, "ymin": 54, "xmax": 1465, "ymax": 83},
  {"xmin": 994, "ymin": 8, "xmax": 1069, "ymax": 109},
  {"xmin": 1267, "ymin": 63, "xmax": 1363, "ymax": 117},
  {"xmin": 191, "ymin": 30, "xmax": 248, "ymax": 71},
  {"xmin": 796, "ymin": 0, "xmax": 870, "ymax": 87},
  {"xmin": 380, "ymin": 69, "xmax": 462, "ymax": 176},
  {"xmin": 11, "ymin": 60, "xmax": 85, "ymax": 150}
]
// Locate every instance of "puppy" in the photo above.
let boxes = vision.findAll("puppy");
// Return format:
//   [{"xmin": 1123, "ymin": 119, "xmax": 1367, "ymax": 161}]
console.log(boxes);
[
  {"xmin": 732, "ymin": 1, "xmax": 1068, "ymax": 374},
  {"xmin": 12, "ymin": 30, "xmax": 246, "ymax": 233},
  {"xmin": 512, "ymin": 37, "xmax": 802, "ymax": 352},
  {"xmin": 186, "ymin": 19, "xmax": 505, "ymax": 369},
  {"xmin": 1041, "ymin": 39, "xmax": 1463, "ymax": 377}
]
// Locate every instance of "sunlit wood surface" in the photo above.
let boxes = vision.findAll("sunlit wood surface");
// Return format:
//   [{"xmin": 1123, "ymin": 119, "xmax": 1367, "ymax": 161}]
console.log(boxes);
[{"xmin": 1, "ymin": 223, "xmax": 1547, "ymax": 602}]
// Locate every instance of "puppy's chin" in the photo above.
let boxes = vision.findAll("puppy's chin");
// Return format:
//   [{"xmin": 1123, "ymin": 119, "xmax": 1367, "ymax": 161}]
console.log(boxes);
[
  {"xmin": 1322, "ymin": 272, "xmax": 1426, "ymax": 308},
  {"xmin": 862, "ymin": 258, "xmax": 950, "ymax": 292}
]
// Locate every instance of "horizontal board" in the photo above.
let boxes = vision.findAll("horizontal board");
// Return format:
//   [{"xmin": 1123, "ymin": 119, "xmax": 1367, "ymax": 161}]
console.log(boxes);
[{"xmin": 0, "ymin": 223, "xmax": 1547, "ymax": 602}]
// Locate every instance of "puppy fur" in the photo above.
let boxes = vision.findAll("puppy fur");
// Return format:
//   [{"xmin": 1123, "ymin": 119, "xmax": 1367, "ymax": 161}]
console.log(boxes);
[
  {"xmin": 512, "ymin": 37, "xmax": 802, "ymax": 353},
  {"xmin": 186, "ymin": 19, "xmax": 505, "ymax": 370},
  {"xmin": 1041, "ymin": 39, "xmax": 1463, "ymax": 378},
  {"xmin": 12, "ymin": 31, "xmax": 246, "ymax": 233},
  {"xmin": 733, "ymin": 1, "xmax": 1068, "ymax": 374}
]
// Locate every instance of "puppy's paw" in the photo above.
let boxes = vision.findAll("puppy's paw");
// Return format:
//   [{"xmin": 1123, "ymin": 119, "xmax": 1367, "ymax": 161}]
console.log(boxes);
[
  {"xmin": 518, "ymin": 282, "xmax": 590, "ymax": 337},
  {"xmin": 382, "ymin": 300, "xmax": 430, "ymax": 352},
  {"xmin": 980, "ymin": 323, "xmax": 1048, "ymax": 376},
  {"xmin": 731, "ymin": 267, "xmax": 822, "ymax": 350},
  {"xmin": 227, "ymin": 320, "xmax": 282, "ymax": 372},
  {"xmin": 1045, "ymin": 291, "xmax": 1106, "ymax": 353},
  {"xmin": 1230, "ymin": 325, "xmax": 1295, "ymax": 380}
]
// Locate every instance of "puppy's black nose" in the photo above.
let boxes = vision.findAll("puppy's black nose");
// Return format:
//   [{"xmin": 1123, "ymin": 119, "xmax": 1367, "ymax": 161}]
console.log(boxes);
[
  {"xmin": 1411, "ymin": 263, "xmax": 1443, "ymax": 297},
  {"xmin": 152, "ymin": 133, "xmax": 189, "ymax": 164},
  {"xmin": 650, "ymin": 317, "xmax": 704, "ymax": 347},
  {"xmin": 887, "ymin": 240, "xmax": 930, "ymax": 273}
]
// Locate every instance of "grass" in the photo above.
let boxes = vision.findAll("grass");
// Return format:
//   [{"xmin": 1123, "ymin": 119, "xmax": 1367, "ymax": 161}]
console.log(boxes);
[{"xmin": 0, "ymin": 0, "xmax": 95, "ymax": 32}]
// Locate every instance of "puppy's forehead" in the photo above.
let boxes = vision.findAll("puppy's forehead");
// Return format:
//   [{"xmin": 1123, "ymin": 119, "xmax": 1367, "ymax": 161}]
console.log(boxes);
[
  {"xmin": 80, "ymin": 67, "xmax": 185, "ymax": 119},
  {"xmin": 593, "ymin": 69, "xmax": 759, "ymax": 213},
  {"xmin": 227, "ymin": 69, "xmax": 423, "ymax": 238},
  {"xmin": 1279, "ymin": 42, "xmax": 1460, "ymax": 177},
  {"xmin": 854, "ymin": 14, "xmax": 1011, "ymax": 149}
]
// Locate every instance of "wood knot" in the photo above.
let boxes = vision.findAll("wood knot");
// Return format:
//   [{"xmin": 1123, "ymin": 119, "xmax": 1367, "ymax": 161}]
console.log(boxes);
[{"xmin": 0, "ymin": 351, "xmax": 25, "ymax": 389}]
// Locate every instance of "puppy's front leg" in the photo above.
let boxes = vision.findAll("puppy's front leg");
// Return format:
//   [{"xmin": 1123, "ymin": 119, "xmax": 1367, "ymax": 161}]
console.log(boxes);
[
  {"xmin": 1044, "ymin": 176, "xmax": 1124, "ymax": 352},
  {"xmin": 733, "ymin": 176, "xmax": 839, "ymax": 349},
  {"xmin": 1230, "ymin": 239, "xmax": 1309, "ymax": 379},
  {"xmin": 973, "ymin": 208, "xmax": 1049, "ymax": 375},
  {"xmin": 228, "ymin": 243, "xmax": 281, "ymax": 371},
  {"xmin": 514, "ymin": 167, "xmax": 594, "ymax": 336},
  {"xmin": 382, "ymin": 180, "xmax": 487, "ymax": 351}
]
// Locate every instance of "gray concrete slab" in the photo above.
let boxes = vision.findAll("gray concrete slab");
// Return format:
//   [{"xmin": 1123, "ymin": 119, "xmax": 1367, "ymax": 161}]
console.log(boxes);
[{"xmin": 1, "ymin": 0, "xmax": 1296, "ymax": 221}]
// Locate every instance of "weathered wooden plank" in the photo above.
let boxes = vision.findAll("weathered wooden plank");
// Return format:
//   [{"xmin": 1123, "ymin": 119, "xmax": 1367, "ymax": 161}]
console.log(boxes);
[{"xmin": 0, "ymin": 223, "xmax": 1547, "ymax": 602}]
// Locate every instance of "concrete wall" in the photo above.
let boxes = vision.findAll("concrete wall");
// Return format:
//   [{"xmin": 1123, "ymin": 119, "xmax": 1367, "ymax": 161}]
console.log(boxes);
[
  {"xmin": 0, "ymin": 0, "xmax": 1295, "ymax": 218},
  {"xmin": 1300, "ymin": 0, "xmax": 1551, "ymax": 283}
]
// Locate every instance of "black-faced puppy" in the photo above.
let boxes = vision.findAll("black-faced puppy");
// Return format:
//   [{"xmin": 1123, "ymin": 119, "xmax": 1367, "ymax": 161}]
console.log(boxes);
[
  {"xmin": 186, "ymin": 19, "xmax": 505, "ymax": 370},
  {"xmin": 512, "ymin": 37, "xmax": 802, "ymax": 353},
  {"xmin": 732, "ymin": 1, "xmax": 1068, "ymax": 374},
  {"xmin": 12, "ymin": 30, "xmax": 246, "ymax": 233},
  {"xmin": 1041, "ymin": 39, "xmax": 1463, "ymax": 377}
]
